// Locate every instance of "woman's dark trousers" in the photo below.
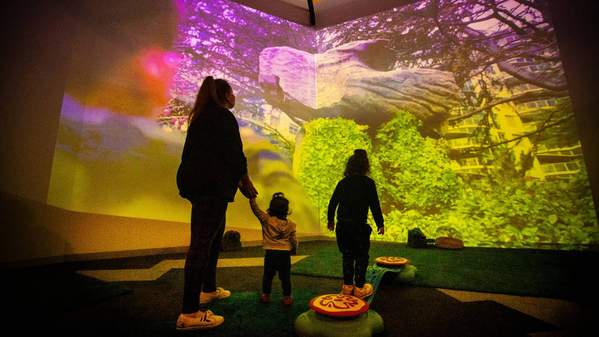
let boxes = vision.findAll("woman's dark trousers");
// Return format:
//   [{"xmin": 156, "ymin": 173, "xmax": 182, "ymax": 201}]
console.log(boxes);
[
  {"xmin": 336, "ymin": 222, "xmax": 371, "ymax": 288},
  {"xmin": 181, "ymin": 196, "xmax": 227, "ymax": 313}
]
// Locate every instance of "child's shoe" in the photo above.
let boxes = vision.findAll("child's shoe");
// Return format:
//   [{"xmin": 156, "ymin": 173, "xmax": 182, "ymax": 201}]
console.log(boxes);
[
  {"xmin": 200, "ymin": 287, "xmax": 231, "ymax": 304},
  {"xmin": 353, "ymin": 283, "xmax": 373, "ymax": 299},
  {"xmin": 259, "ymin": 293, "xmax": 270, "ymax": 303},
  {"xmin": 176, "ymin": 310, "xmax": 224, "ymax": 331},
  {"xmin": 282, "ymin": 296, "xmax": 293, "ymax": 306},
  {"xmin": 340, "ymin": 284, "xmax": 354, "ymax": 296}
]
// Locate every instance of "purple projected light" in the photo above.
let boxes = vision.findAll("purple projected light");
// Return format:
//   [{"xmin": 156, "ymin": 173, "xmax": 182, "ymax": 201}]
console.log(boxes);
[{"xmin": 164, "ymin": 0, "xmax": 315, "ymax": 124}]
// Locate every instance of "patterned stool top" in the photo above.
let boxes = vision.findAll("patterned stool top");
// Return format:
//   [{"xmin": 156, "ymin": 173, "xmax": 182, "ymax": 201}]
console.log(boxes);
[
  {"xmin": 375, "ymin": 256, "xmax": 409, "ymax": 267},
  {"xmin": 309, "ymin": 294, "xmax": 369, "ymax": 317}
]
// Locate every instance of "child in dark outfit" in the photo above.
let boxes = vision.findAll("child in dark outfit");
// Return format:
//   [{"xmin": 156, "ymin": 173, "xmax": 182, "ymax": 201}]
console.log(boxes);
[
  {"xmin": 327, "ymin": 149, "xmax": 385, "ymax": 299},
  {"xmin": 250, "ymin": 192, "xmax": 298, "ymax": 306}
]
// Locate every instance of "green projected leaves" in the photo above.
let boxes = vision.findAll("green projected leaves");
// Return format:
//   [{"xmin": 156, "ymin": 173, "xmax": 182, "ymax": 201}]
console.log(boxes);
[
  {"xmin": 374, "ymin": 110, "xmax": 460, "ymax": 214},
  {"xmin": 294, "ymin": 118, "xmax": 371, "ymax": 227},
  {"xmin": 296, "ymin": 114, "xmax": 598, "ymax": 247}
]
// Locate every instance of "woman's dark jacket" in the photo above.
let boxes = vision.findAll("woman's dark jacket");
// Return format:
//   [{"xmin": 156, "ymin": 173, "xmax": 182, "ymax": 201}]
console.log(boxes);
[{"xmin": 177, "ymin": 101, "xmax": 248, "ymax": 202}]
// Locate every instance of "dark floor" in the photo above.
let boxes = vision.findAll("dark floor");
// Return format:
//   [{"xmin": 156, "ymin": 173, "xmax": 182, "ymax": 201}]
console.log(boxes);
[{"xmin": 5, "ymin": 248, "xmax": 596, "ymax": 337}]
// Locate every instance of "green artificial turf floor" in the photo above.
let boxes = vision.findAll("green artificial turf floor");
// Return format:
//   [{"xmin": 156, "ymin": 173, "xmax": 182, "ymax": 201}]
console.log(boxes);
[{"xmin": 3, "ymin": 240, "xmax": 597, "ymax": 336}]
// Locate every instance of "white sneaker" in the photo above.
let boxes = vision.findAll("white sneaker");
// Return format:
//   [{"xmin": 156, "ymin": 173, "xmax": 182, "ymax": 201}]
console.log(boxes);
[
  {"xmin": 199, "ymin": 287, "xmax": 231, "ymax": 304},
  {"xmin": 176, "ymin": 310, "xmax": 224, "ymax": 331}
]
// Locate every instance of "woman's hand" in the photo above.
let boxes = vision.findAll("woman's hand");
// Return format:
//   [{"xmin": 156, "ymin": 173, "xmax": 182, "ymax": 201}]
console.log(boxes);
[
  {"xmin": 239, "ymin": 175, "xmax": 258, "ymax": 199},
  {"xmin": 378, "ymin": 226, "xmax": 385, "ymax": 235},
  {"xmin": 327, "ymin": 221, "xmax": 335, "ymax": 232}
]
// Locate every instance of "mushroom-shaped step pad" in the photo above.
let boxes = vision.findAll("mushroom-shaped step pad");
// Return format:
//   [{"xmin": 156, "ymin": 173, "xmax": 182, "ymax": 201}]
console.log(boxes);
[
  {"xmin": 295, "ymin": 294, "xmax": 383, "ymax": 337},
  {"xmin": 294, "ymin": 309, "xmax": 383, "ymax": 337}
]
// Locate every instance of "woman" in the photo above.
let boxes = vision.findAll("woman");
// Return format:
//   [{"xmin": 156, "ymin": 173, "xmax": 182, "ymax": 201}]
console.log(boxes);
[{"xmin": 176, "ymin": 76, "xmax": 258, "ymax": 330}]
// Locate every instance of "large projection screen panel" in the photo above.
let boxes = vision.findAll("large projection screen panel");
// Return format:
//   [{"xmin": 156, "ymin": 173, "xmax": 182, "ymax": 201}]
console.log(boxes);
[{"xmin": 48, "ymin": 0, "xmax": 598, "ymax": 247}]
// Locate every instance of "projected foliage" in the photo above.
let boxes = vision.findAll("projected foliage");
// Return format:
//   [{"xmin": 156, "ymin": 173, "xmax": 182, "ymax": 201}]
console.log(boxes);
[
  {"xmin": 293, "ymin": 118, "xmax": 372, "ymax": 224},
  {"xmin": 293, "ymin": 0, "xmax": 597, "ymax": 246},
  {"xmin": 49, "ymin": 0, "xmax": 598, "ymax": 247},
  {"xmin": 373, "ymin": 112, "xmax": 460, "ymax": 214}
]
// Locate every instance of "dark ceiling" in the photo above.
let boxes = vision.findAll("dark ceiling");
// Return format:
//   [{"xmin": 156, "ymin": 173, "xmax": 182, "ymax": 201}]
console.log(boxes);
[{"xmin": 232, "ymin": 0, "xmax": 415, "ymax": 28}]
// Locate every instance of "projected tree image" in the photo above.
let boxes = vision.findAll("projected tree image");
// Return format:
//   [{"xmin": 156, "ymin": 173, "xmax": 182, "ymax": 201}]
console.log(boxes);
[
  {"xmin": 161, "ymin": 0, "xmax": 314, "ymax": 131},
  {"xmin": 267, "ymin": 0, "xmax": 596, "ymax": 246},
  {"xmin": 49, "ymin": 0, "xmax": 597, "ymax": 247},
  {"xmin": 167, "ymin": 0, "xmax": 597, "ymax": 246}
]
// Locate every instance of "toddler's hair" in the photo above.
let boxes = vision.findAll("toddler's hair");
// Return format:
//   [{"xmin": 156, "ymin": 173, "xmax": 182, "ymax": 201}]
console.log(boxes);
[{"xmin": 267, "ymin": 192, "xmax": 290, "ymax": 220}]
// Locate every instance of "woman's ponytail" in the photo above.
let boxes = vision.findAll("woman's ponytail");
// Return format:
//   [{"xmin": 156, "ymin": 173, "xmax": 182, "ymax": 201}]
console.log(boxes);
[{"xmin": 188, "ymin": 76, "xmax": 232, "ymax": 124}]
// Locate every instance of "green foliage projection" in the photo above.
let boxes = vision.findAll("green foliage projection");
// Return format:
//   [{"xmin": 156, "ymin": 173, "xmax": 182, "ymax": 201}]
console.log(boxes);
[
  {"xmin": 296, "ymin": 115, "xmax": 598, "ymax": 247},
  {"xmin": 374, "ymin": 110, "xmax": 461, "ymax": 214},
  {"xmin": 294, "ymin": 118, "xmax": 371, "ymax": 229}
]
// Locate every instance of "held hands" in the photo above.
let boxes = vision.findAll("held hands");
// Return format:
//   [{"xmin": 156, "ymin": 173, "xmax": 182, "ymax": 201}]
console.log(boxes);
[
  {"xmin": 378, "ymin": 226, "xmax": 385, "ymax": 235},
  {"xmin": 239, "ymin": 175, "xmax": 258, "ymax": 199}
]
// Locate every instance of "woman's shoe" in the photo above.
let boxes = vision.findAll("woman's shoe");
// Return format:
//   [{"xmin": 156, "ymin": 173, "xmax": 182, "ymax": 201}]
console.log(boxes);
[
  {"xmin": 176, "ymin": 310, "xmax": 224, "ymax": 331},
  {"xmin": 199, "ymin": 287, "xmax": 231, "ymax": 304}
]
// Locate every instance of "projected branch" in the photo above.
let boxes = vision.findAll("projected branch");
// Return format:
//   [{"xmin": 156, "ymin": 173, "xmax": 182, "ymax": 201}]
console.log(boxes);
[
  {"xmin": 475, "ymin": 113, "xmax": 574, "ymax": 150},
  {"xmin": 171, "ymin": 0, "xmax": 314, "ymax": 112},
  {"xmin": 244, "ymin": 118, "xmax": 295, "ymax": 157},
  {"xmin": 320, "ymin": 0, "xmax": 565, "ymax": 91}
]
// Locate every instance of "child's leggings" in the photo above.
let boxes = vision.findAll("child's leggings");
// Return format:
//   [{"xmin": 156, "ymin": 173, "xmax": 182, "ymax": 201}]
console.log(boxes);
[
  {"xmin": 262, "ymin": 249, "xmax": 292, "ymax": 296},
  {"xmin": 336, "ymin": 222, "xmax": 372, "ymax": 288}
]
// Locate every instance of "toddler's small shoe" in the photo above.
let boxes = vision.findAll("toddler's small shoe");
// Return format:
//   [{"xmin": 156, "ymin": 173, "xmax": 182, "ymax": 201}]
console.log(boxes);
[
  {"xmin": 259, "ymin": 293, "xmax": 270, "ymax": 303},
  {"xmin": 282, "ymin": 296, "xmax": 293, "ymax": 306}
]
